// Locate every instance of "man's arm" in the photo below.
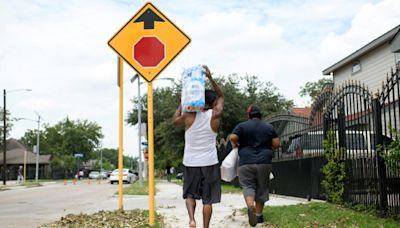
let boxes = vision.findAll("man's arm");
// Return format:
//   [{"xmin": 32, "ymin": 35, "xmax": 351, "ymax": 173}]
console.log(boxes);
[
  {"xmin": 203, "ymin": 65, "xmax": 224, "ymax": 118},
  {"xmin": 229, "ymin": 133, "xmax": 240, "ymax": 148},
  {"xmin": 172, "ymin": 104, "xmax": 185, "ymax": 127},
  {"xmin": 272, "ymin": 137, "xmax": 281, "ymax": 150}
]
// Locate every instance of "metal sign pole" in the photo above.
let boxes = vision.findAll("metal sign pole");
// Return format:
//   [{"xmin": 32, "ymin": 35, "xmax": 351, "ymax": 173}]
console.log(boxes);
[
  {"xmin": 118, "ymin": 57, "xmax": 124, "ymax": 210},
  {"xmin": 147, "ymin": 82, "xmax": 155, "ymax": 226}
]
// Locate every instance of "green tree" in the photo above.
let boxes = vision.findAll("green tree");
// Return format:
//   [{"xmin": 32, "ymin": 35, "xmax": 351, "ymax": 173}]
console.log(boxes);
[
  {"xmin": 19, "ymin": 128, "xmax": 46, "ymax": 151},
  {"xmin": 299, "ymin": 78, "xmax": 333, "ymax": 103},
  {"xmin": 127, "ymin": 74, "xmax": 293, "ymax": 170},
  {"xmin": 97, "ymin": 148, "xmax": 119, "ymax": 168},
  {"xmin": 20, "ymin": 118, "xmax": 104, "ymax": 173}
]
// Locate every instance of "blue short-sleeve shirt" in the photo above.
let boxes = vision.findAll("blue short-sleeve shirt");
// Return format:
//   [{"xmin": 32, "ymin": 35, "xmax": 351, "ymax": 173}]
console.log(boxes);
[{"xmin": 232, "ymin": 119, "xmax": 278, "ymax": 166}]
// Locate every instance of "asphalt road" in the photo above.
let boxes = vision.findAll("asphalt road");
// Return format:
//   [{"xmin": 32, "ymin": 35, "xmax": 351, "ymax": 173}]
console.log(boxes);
[{"xmin": 0, "ymin": 180, "xmax": 119, "ymax": 228}]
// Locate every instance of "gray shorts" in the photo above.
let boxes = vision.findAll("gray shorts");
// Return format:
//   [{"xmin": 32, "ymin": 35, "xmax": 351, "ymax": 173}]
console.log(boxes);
[
  {"xmin": 183, "ymin": 164, "xmax": 221, "ymax": 204},
  {"xmin": 238, "ymin": 164, "xmax": 272, "ymax": 203}
]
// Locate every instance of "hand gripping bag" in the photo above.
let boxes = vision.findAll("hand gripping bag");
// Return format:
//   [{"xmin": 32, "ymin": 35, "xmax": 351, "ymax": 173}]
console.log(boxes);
[{"xmin": 220, "ymin": 148, "xmax": 239, "ymax": 182}]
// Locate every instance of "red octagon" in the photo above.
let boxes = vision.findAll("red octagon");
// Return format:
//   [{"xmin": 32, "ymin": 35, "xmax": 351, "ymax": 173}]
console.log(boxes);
[{"xmin": 133, "ymin": 36, "xmax": 165, "ymax": 67}]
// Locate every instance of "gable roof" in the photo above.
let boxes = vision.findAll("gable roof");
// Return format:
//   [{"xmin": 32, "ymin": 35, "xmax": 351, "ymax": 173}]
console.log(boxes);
[
  {"xmin": 0, "ymin": 149, "xmax": 51, "ymax": 164},
  {"xmin": 289, "ymin": 107, "xmax": 312, "ymax": 118},
  {"xmin": 0, "ymin": 138, "xmax": 51, "ymax": 164},
  {"xmin": 1, "ymin": 138, "xmax": 29, "ymax": 151},
  {"xmin": 323, "ymin": 24, "xmax": 400, "ymax": 75}
]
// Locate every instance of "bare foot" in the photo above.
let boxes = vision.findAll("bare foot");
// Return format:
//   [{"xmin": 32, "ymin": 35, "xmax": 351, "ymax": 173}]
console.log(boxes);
[{"xmin": 189, "ymin": 220, "xmax": 196, "ymax": 227}]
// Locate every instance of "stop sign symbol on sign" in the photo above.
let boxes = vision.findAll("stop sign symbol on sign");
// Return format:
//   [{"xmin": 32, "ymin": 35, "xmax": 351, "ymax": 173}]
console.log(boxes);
[{"xmin": 133, "ymin": 36, "xmax": 165, "ymax": 68}]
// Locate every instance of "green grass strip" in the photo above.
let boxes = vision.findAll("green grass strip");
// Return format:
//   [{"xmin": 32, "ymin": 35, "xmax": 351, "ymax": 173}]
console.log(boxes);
[{"xmin": 262, "ymin": 202, "xmax": 400, "ymax": 227}]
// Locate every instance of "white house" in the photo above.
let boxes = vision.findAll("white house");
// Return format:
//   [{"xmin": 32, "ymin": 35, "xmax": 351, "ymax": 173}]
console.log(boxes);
[{"xmin": 323, "ymin": 24, "xmax": 400, "ymax": 93}]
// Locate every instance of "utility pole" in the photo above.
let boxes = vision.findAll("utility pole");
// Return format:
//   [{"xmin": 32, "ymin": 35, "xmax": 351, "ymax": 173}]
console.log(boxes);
[
  {"xmin": 2, "ymin": 88, "xmax": 31, "ymax": 184},
  {"xmin": 35, "ymin": 113, "xmax": 41, "ymax": 182},
  {"xmin": 3, "ymin": 89, "xmax": 6, "ymax": 185},
  {"xmin": 131, "ymin": 74, "xmax": 143, "ymax": 186}
]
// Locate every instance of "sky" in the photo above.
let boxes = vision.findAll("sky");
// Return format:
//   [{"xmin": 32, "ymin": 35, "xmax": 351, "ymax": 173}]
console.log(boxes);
[{"xmin": 1, "ymin": 0, "xmax": 400, "ymax": 159}]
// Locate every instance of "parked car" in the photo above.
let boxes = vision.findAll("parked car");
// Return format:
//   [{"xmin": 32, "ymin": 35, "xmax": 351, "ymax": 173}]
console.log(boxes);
[
  {"xmin": 99, "ymin": 171, "xmax": 108, "ymax": 179},
  {"xmin": 110, "ymin": 169, "xmax": 137, "ymax": 184},
  {"xmin": 286, "ymin": 130, "xmax": 391, "ymax": 158},
  {"xmin": 88, "ymin": 171, "xmax": 101, "ymax": 179}
]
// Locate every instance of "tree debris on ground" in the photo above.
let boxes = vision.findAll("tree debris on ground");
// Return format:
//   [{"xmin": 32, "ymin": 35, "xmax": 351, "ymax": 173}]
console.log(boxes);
[{"xmin": 39, "ymin": 209, "xmax": 162, "ymax": 228}]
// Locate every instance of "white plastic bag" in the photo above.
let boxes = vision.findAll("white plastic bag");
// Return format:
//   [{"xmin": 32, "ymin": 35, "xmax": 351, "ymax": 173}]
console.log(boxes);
[
  {"xmin": 181, "ymin": 65, "xmax": 205, "ymax": 112},
  {"xmin": 220, "ymin": 148, "xmax": 239, "ymax": 182}
]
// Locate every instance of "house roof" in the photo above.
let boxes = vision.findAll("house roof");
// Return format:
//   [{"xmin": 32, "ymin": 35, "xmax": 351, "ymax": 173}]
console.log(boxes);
[
  {"xmin": 289, "ymin": 107, "xmax": 312, "ymax": 118},
  {"xmin": 1, "ymin": 138, "xmax": 29, "ymax": 151},
  {"xmin": 0, "ymin": 149, "xmax": 51, "ymax": 164},
  {"xmin": 323, "ymin": 24, "xmax": 400, "ymax": 75},
  {"xmin": 0, "ymin": 138, "xmax": 51, "ymax": 164}
]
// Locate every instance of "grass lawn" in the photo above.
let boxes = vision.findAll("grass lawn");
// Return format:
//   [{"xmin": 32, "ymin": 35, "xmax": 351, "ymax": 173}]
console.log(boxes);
[
  {"xmin": 21, "ymin": 181, "xmax": 43, "ymax": 188},
  {"xmin": 0, "ymin": 186, "xmax": 9, "ymax": 191},
  {"xmin": 261, "ymin": 202, "xmax": 400, "ymax": 227},
  {"xmin": 39, "ymin": 209, "xmax": 163, "ymax": 228},
  {"xmin": 122, "ymin": 181, "xmax": 151, "ymax": 195}
]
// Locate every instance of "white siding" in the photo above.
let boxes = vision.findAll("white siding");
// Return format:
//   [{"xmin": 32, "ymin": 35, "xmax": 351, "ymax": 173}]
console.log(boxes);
[{"xmin": 333, "ymin": 43, "xmax": 397, "ymax": 94}]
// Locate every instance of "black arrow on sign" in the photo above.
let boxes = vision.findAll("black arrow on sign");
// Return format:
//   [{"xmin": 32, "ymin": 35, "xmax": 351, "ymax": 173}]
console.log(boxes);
[{"xmin": 134, "ymin": 8, "xmax": 164, "ymax": 30}]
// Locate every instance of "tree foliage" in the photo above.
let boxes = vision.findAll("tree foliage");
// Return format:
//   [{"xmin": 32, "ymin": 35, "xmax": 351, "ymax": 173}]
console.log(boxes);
[
  {"xmin": 380, "ymin": 128, "xmax": 400, "ymax": 173},
  {"xmin": 299, "ymin": 78, "xmax": 333, "ymax": 103},
  {"xmin": 127, "ymin": 74, "xmax": 293, "ymax": 169},
  {"xmin": 20, "ymin": 118, "xmax": 104, "ymax": 171}
]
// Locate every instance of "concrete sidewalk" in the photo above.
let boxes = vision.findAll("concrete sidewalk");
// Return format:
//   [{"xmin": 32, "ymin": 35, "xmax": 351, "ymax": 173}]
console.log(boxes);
[
  {"xmin": 1, "ymin": 179, "xmax": 319, "ymax": 227},
  {"xmin": 90, "ymin": 180, "xmax": 318, "ymax": 228}
]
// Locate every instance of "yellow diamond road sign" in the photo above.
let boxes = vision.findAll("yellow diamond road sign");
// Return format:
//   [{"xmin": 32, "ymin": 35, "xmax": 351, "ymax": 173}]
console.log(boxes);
[{"xmin": 108, "ymin": 2, "xmax": 191, "ymax": 82}]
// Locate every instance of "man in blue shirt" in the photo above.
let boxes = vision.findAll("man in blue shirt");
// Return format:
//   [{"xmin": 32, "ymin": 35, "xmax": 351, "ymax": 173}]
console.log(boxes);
[{"xmin": 229, "ymin": 105, "xmax": 280, "ymax": 226}]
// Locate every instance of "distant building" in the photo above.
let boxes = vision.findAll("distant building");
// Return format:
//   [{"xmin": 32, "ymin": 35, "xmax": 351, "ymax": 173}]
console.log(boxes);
[
  {"xmin": 323, "ymin": 24, "xmax": 400, "ymax": 93},
  {"xmin": 0, "ymin": 138, "xmax": 51, "ymax": 180}
]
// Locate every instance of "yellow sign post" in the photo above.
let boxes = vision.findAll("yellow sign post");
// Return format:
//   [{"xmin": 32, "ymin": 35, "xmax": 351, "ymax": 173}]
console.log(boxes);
[
  {"xmin": 108, "ymin": 2, "xmax": 190, "ymax": 226},
  {"xmin": 118, "ymin": 57, "xmax": 124, "ymax": 210}
]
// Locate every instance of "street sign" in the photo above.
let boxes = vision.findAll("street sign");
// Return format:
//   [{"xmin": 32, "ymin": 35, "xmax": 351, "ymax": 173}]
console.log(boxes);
[
  {"xmin": 74, "ymin": 153, "xmax": 83, "ymax": 158},
  {"xmin": 108, "ymin": 2, "xmax": 191, "ymax": 82}
]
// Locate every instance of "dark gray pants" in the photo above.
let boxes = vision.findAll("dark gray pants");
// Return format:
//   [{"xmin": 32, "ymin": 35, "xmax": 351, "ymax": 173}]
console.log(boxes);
[{"xmin": 238, "ymin": 164, "xmax": 272, "ymax": 203}]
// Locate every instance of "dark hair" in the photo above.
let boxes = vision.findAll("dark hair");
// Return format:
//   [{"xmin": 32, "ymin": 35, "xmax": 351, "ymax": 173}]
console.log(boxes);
[
  {"xmin": 249, "ymin": 112, "xmax": 261, "ymax": 119},
  {"xmin": 205, "ymin": 89, "xmax": 217, "ymax": 107}
]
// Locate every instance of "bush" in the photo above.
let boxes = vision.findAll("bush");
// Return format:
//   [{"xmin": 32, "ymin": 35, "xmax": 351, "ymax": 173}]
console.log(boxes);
[
  {"xmin": 380, "ymin": 128, "xmax": 400, "ymax": 173},
  {"xmin": 321, "ymin": 131, "xmax": 346, "ymax": 204}
]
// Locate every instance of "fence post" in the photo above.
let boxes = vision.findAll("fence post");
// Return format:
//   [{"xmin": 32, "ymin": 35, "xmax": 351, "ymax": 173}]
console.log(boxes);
[
  {"xmin": 372, "ymin": 93, "xmax": 388, "ymax": 213},
  {"xmin": 338, "ymin": 102, "xmax": 346, "ymax": 149},
  {"xmin": 323, "ymin": 113, "xmax": 328, "ymax": 140}
]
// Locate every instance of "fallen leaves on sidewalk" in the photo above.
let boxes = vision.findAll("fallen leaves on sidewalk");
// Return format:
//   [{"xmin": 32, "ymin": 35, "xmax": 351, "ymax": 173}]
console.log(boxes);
[{"xmin": 39, "ymin": 209, "xmax": 163, "ymax": 228}]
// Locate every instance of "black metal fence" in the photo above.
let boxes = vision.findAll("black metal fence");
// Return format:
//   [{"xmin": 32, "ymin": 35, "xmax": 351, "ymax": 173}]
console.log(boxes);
[{"xmin": 264, "ymin": 66, "xmax": 400, "ymax": 216}]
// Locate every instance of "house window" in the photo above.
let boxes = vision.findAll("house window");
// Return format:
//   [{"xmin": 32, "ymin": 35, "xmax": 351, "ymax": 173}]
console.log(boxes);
[{"xmin": 352, "ymin": 61, "xmax": 361, "ymax": 74}]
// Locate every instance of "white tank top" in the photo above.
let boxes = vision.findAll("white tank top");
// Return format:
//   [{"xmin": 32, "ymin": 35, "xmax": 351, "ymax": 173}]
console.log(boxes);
[{"xmin": 183, "ymin": 109, "xmax": 218, "ymax": 167}]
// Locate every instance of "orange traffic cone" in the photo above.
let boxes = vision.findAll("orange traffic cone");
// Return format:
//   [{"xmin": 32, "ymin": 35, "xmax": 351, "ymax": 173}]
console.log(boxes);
[
  {"xmin": 73, "ymin": 179, "xmax": 77, "ymax": 185},
  {"xmin": 64, "ymin": 179, "xmax": 67, "ymax": 185}
]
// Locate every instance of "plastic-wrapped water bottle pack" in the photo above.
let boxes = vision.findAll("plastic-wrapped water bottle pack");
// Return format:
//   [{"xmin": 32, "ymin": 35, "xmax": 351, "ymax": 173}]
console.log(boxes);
[{"xmin": 181, "ymin": 65, "xmax": 205, "ymax": 112}]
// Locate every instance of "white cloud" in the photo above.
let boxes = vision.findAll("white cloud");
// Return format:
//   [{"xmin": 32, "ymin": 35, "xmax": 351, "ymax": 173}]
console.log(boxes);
[{"xmin": 318, "ymin": 0, "xmax": 400, "ymax": 67}]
